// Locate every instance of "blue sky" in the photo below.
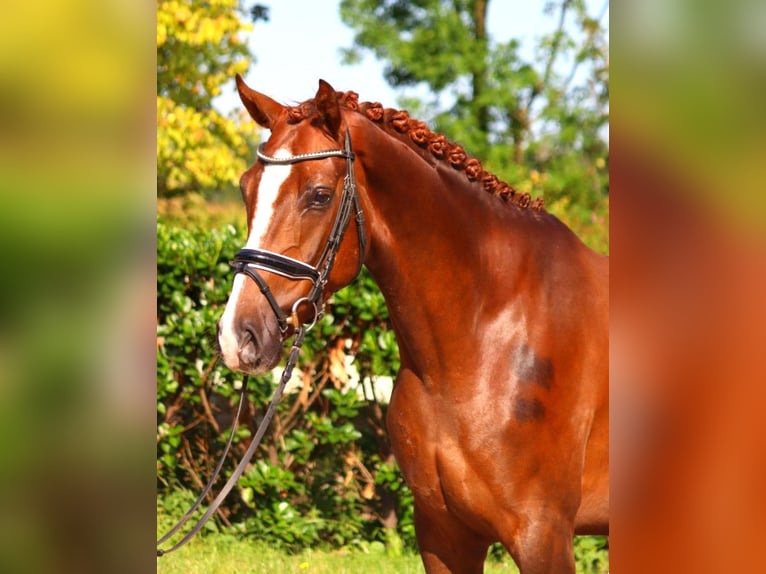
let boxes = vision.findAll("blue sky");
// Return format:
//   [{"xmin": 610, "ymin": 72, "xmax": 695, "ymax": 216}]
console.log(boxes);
[{"xmin": 216, "ymin": 0, "xmax": 608, "ymax": 113}]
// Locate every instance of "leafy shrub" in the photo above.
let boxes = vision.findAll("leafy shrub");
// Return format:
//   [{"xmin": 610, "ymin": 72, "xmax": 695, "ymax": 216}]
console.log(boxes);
[
  {"xmin": 157, "ymin": 217, "xmax": 414, "ymax": 553},
  {"xmin": 573, "ymin": 535, "xmax": 610, "ymax": 573}
]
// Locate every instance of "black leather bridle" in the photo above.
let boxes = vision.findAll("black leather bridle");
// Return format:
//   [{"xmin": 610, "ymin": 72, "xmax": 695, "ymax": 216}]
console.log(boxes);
[{"xmin": 230, "ymin": 128, "xmax": 366, "ymax": 333}]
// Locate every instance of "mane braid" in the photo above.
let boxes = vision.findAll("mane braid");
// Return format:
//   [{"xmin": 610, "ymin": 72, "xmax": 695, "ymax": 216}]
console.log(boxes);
[{"xmin": 286, "ymin": 91, "xmax": 544, "ymax": 212}]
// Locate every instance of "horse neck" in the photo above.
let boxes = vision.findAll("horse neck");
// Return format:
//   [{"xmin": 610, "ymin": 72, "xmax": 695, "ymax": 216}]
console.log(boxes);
[{"xmin": 351, "ymin": 120, "xmax": 538, "ymax": 378}]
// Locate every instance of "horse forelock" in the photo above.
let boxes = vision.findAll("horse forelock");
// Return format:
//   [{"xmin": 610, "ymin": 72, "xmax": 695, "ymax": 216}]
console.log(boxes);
[{"xmin": 284, "ymin": 91, "xmax": 544, "ymax": 212}]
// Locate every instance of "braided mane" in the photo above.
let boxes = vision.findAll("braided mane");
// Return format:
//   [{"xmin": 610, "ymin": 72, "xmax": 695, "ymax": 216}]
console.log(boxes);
[{"xmin": 286, "ymin": 91, "xmax": 545, "ymax": 212}]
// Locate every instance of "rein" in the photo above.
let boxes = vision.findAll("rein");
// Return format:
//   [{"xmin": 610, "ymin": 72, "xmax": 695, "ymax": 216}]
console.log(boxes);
[
  {"xmin": 157, "ymin": 328, "xmax": 306, "ymax": 557},
  {"xmin": 157, "ymin": 129, "xmax": 365, "ymax": 557}
]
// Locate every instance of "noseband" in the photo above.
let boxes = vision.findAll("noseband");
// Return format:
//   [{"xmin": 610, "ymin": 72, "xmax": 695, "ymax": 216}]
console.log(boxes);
[{"xmin": 230, "ymin": 128, "xmax": 366, "ymax": 333}]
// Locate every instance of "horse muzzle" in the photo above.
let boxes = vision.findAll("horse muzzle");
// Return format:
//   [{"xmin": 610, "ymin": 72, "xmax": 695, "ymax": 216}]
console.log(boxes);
[{"xmin": 217, "ymin": 305, "xmax": 283, "ymax": 375}]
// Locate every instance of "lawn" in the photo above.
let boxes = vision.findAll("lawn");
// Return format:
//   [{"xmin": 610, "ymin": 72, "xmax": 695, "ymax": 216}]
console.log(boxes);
[{"xmin": 156, "ymin": 533, "xmax": 523, "ymax": 574}]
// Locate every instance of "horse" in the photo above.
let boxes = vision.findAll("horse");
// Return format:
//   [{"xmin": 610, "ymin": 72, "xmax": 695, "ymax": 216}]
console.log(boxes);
[{"xmin": 217, "ymin": 75, "xmax": 609, "ymax": 573}]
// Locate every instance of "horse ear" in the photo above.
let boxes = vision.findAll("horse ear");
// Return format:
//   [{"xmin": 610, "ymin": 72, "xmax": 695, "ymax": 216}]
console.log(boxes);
[
  {"xmin": 315, "ymin": 79, "xmax": 342, "ymax": 138},
  {"xmin": 235, "ymin": 74, "xmax": 284, "ymax": 128}
]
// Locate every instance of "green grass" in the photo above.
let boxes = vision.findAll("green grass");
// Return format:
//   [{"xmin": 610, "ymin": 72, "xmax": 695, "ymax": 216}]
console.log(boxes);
[
  {"xmin": 157, "ymin": 483, "xmax": 606, "ymax": 573},
  {"xmin": 156, "ymin": 533, "xmax": 523, "ymax": 574},
  {"xmin": 157, "ymin": 530, "xmax": 608, "ymax": 573}
]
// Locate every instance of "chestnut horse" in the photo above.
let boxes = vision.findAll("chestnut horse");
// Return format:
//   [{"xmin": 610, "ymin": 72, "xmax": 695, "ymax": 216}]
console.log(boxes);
[{"xmin": 218, "ymin": 76, "xmax": 608, "ymax": 573}]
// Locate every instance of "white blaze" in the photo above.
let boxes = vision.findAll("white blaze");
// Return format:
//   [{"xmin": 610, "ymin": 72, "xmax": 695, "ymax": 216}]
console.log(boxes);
[{"xmin": 219, "ymin": 148, "xmax": 293, "ymax": 365}]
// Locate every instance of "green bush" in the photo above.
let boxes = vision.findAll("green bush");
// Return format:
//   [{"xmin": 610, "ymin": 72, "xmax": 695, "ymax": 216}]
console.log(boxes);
[{"xmin": 157, "ymin": 217, "xmax": 414, "ymax": 553}]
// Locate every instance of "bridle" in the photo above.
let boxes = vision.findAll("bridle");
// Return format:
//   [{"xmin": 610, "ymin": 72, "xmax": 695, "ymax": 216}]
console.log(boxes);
[
  {"xmin": 157, "ymin": 129, "xmax": 366, "ymax": 557},
  {"xmin": 230, "ymin": 127, "xmax": 366, "ymax": 334}
]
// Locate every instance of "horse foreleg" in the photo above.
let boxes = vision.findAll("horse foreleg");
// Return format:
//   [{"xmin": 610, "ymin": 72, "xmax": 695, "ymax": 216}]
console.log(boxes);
[
  {"xmin": 413, "ymin": 502, "xmax": 489, "ymax": 574},
  {"xmin": 502, "ymin": 514, "xmax": 576, "ymax": 574}
]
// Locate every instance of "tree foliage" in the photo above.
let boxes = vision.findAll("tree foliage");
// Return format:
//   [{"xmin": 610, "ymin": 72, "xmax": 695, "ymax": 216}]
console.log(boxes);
[
  {"xmin": 157, "ymin": 0, "xmax": 267, "ymax": 196},
  {"xmin": 340, "ymin": 0, "xmax": 609, "ymax": 242}
]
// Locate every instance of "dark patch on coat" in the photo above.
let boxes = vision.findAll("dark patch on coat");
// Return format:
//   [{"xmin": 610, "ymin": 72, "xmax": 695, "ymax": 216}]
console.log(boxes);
[
  {"xmin": 511, "ymin": 345, "xmax": 554, "ymax": 390},
  {"xmin": 513, "ymin": 397, "xmax": 546, "ymax": 422}
]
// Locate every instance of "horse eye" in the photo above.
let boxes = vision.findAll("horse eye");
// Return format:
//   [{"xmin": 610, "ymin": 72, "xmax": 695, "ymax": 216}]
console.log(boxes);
[{"xmin": 309, "ymin": 187, "xmax": 333, "ymax": 208}]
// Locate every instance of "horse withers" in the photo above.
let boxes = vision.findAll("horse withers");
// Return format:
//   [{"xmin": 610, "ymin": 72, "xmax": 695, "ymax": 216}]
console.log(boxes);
[{"xmin": 218, "ymin": 76, "xmax": 608, "ymax": 573}]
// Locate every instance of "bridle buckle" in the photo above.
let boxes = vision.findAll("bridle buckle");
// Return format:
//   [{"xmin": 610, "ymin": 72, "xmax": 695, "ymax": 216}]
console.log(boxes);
[{"xmin": 287, "ymin": 297, "xmax": 321, "ymax": 332}]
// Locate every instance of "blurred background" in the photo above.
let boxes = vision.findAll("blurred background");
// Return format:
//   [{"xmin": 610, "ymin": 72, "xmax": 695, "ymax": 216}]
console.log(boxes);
[
  {"xmin": 0, "ymin": 0, "xmax": 764, "ymax": 572},
  {"xmin": 610, "ymin": 1, "xmax": 766, "ymax": 572},
  {"xmin": 1, "ymin": 0, "xmax": 155, "ymax": 573}
]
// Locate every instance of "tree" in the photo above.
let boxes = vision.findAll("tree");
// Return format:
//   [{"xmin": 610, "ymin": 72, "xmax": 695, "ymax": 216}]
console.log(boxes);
[
  {"xmin": 340, "ymin": 0, "xmax": 609, "ymax": 248},
  {"xmin": 157, "ymin": 0, "xmax": 268, "ymax": 196}
]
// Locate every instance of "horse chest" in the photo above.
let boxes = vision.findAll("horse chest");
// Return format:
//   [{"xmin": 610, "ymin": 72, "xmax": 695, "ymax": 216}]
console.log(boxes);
[{"xmin": 388, "ymin": 371, "xmax": 507, "ymax": 533}]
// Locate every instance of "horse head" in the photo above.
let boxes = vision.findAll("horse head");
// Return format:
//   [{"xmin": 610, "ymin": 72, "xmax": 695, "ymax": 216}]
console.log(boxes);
[{"xmin": 218, "ymin": 76, "xmax": 368, "ymax": 375}]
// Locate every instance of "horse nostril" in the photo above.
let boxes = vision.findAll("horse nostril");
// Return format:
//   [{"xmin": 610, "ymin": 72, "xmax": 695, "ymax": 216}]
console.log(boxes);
[{"xmin": 237, "ymin": 325, "xmax": 261, "ymax": 369}]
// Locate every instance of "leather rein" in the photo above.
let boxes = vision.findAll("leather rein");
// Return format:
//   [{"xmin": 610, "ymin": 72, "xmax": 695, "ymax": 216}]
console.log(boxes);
[{"xmin": 157, "ymin": 129, "xmax": 365, "ymax": 556}]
